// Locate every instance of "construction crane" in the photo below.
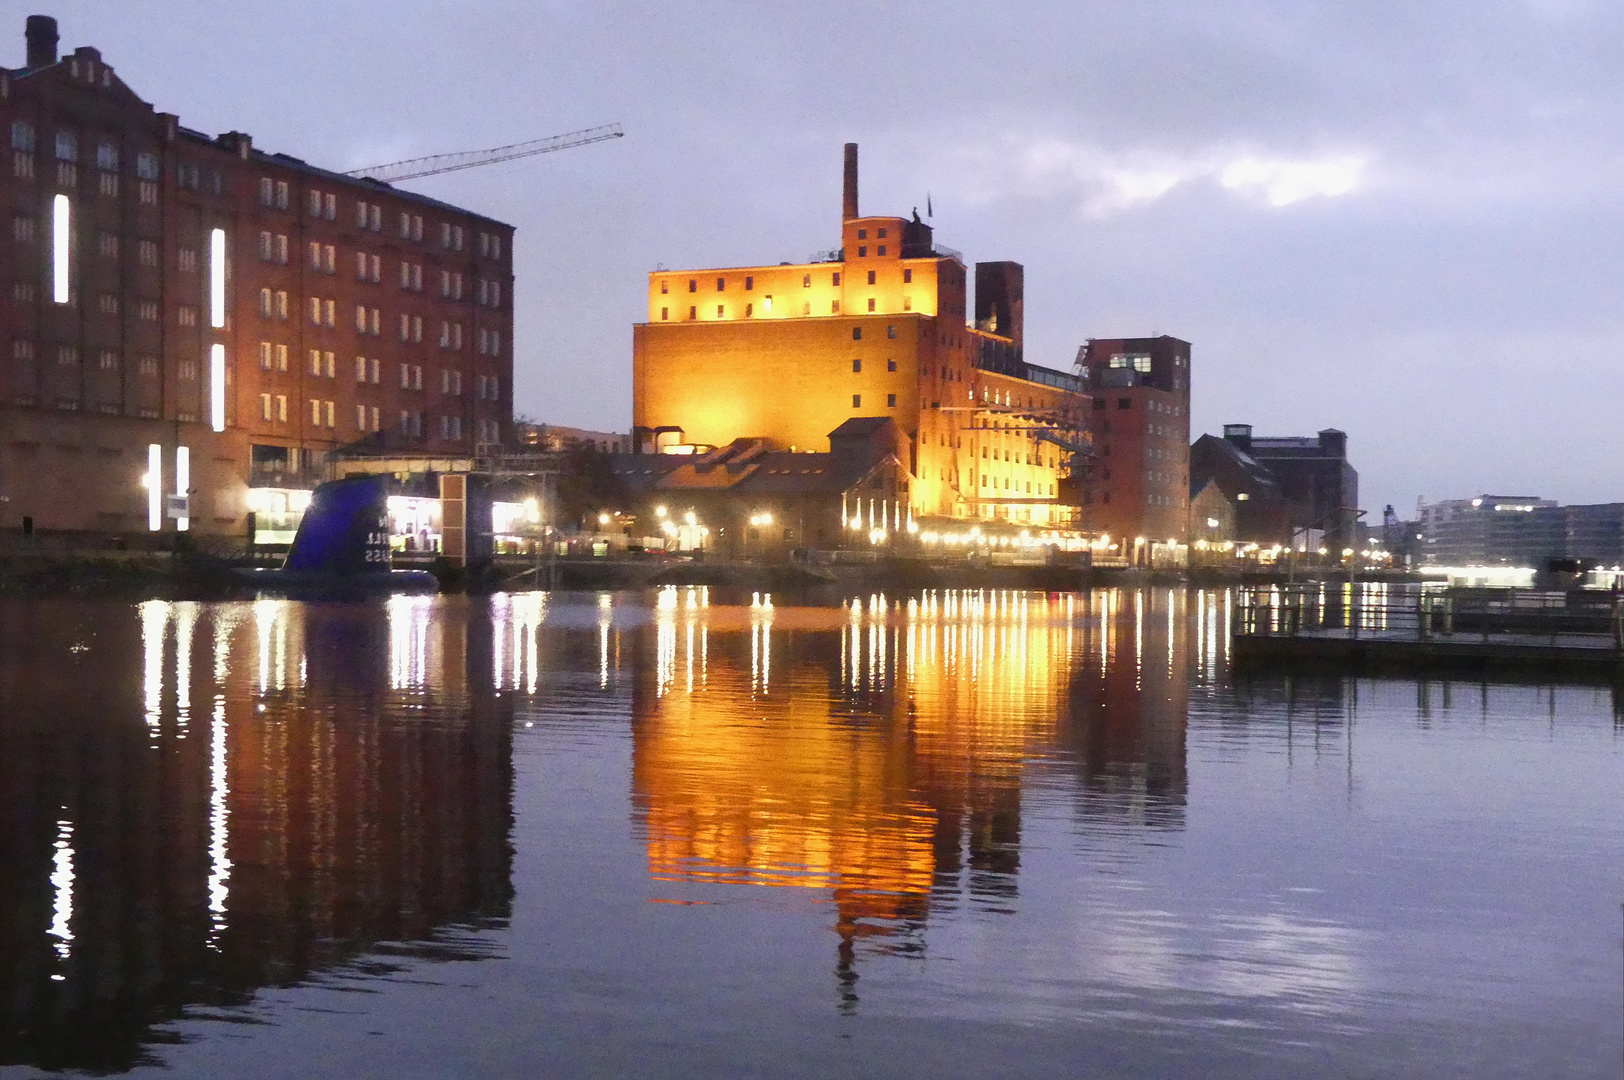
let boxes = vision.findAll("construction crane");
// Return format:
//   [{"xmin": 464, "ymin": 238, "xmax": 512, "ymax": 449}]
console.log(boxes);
[{"xmin": 345, "ymin": 123, "xmax": 624, "ymax": 184}]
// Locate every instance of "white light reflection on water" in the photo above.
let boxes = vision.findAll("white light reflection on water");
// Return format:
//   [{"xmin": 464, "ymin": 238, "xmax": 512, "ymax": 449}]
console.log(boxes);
[
  {"xmin": 48, "ymin": 816, "xmax": 74, "ymax": 976},
  {"xmin": 141, "ymin": 600, "xmax": 167, "ymax": 735}
]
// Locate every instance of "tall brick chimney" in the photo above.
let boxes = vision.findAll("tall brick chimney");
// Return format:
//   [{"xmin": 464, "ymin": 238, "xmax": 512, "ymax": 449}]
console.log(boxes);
[
  {"xmin": 25, "ymin": 15, "xmax": 57, "ymax": 70},
  {"xmin": 842, "ymin": 143, "xmax": 858, "ymax": 221}
]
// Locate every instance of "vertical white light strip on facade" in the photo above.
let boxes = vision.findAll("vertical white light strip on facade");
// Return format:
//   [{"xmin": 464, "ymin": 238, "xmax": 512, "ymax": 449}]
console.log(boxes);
[
  {"xmin": 210, "ymin": 344, "xmax": 226, "ymax": 432},
  {"xmin": 175, "ymin": 445, "xmax": 191, "ymax": 532},
  {"xmin": 209, "ymin": 228, "xmax": 226, "ymax": 328},
  {"xmin": 51, "ymin": 194, "xmax": 70, "ymax": 304},
  {"xmin": 147, "ymin": 444, "xmax": 162, "ymax": 531}
]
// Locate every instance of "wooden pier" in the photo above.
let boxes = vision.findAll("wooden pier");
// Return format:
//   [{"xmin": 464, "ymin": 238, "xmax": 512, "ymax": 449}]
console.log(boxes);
[{"xmin": 1232, "ymin": 584, "xmax": 1624, "ymax": 677}]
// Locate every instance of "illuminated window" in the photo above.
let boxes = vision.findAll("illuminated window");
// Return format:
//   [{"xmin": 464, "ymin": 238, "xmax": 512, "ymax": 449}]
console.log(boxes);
[
  {"xmin": 716, "ymin": 305, "xmax": 724, "ymax": 317},
  {"xmin": 260, "ymin": 393, "xmax": 272, "ymax": 421},
  {"xmin": 852, "ymin": 394, "xmax": 861, "ymax": 408},
  {"xmin": 50, "ymin": 195, "xmax": 68, "ymax": 303}
]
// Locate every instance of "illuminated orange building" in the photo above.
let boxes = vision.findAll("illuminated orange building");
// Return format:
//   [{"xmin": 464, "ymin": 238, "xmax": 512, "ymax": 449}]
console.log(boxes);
[{"xmin": 632, "ymin": 145, "xmax": 1088, "ymax": 529}]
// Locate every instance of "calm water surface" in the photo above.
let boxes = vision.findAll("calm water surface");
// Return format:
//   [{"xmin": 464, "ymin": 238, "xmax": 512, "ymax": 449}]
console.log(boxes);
[{"xmin": 0, "ymin": 588, "xmax": 1619, "ymax": 1078}]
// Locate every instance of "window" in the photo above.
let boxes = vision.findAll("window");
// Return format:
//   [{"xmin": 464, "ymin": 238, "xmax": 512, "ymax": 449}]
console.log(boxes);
[
  {"xmin": 177, "ymin": 305, "xmax": 198, "ymax": 327},
  {"xmin": 886, "ymin": 359, "xmax": 897, "ymax": 372},
  {"xmin": 356, "ymin": 304, "xmax": 368, "ymax": 332},
  {"xmin": 903, "ymin": 268, "xmax": 912, "ymax": 284},
  {"xmin": 11, "ymin": 121, "xmax": 34, "ymax": 152},
  {"xmin": 852, "ymin": 394, "xmax": 861, "ymax": 408},
  {"xmin": 260, "ymin": 393, "xmax": 273, "ymax": 422},
  {"xmin": 1133, "ymin": 354, "xmax": 1152, "ymax": 373},
  {"xmin": 1118, "ymin": 398, "xmax": 1131, "ymax": 409},
  {"xmin": 831, "ymin": 300, "xmax": 840, "ymax": 314},
  {"xmin": 886, "ymin": 324, "xmax": 897, "ymax": 340},
  {"xmin": 355, "ymin": 356, "xmax": 368, "ymax": 383},
  {"xmin": 877, "ymin": 246, "xmax": 886, "ymax": 256},
  {"xmin": 400, "ymin": 362, "xmax": 411, "ymax": 389},
  {"xmin": 716, "ymin": 305, "xmax": 724, "ymax": 317},
  {"xmin": 867, "ymin": 270, "xmax": 876, "ymax": 285},
  {"xmin": 325, "ymin": 299, "xmax": 336, "ymax": 327},
  {"xmin": 98, "ymin": 232, "xmax": 118, "ymax": 258},
  {"xmin": 413, "ymin": 365, "xmax": 423, "ymax": 390},
  {"xmin": 14, "ymin": 151, "xmax": 34, "ymax": 180},
  {"xmin": 259, "ymin": 177, "xmax": 274, "ymax": 206},
  {"xmin": 95, "ymin": 143, "xmax": 117, "ymax": 171},
  {"xmin": 858, "ymin": 246, "xmax": 867, "ymax": 258},
  {"xmin": 887, "ymin": 394, "xmax": 896, "ymax": 408},
  {"xmin": 178, "ymin": 247, "xmax": 198, "ymax": 273},
  {"xmin": 55, "ymin": 132, "xmax": 77, "ymax": 162},
  {"xmin": 13, "ymin": 281, "xmax": 36, "ymax": 302},
  {"xmin": 852, "ymin": 327, "xmax": 862, "ymax": 341},
  {"xmin": 98, "ymin": 293, "xmax": 118, "ymax": 315},
  {"xmin": 660, "ymin": 307, "xmax": 668, "ymax": 321},
  {"xmin": 452, "ymin": 225, "xmax": 463, "ymax": 250},
  {"xmin": 745, "ymin": 303, "xmax": 753, "ymax": 317},
  {"xmin": 802, "ymin": 274, "xmax": 811, "ymax": 288},
  {"xmin": 310, "ymin": 399, "xmax": 321, "ymax": 426},
  {"xmin": 851, "ymin": 358, "xmax": 862, "ymax": 373},
  {"xmin": 832, "ymin": 272, "xmax": 841, "ymax": 286},
  {"xmin": 689, "ymin": 306, "xmax": 696, "ymax": 320},
  {"xmin": 177, "ymin": 162, "xmax": 199, "ymax": 189},
  {"xmin": 441, "ymin": 223, "xmax": 452, "ymax": 248},
  {"xmin": 858, "ymin": 229, "xmax": 867, "ymax": 239},
  {"xmin": 12, "ymin": 215, "xmax": 35, "ymax": 243},
  {"xmin": 135, "ymin": 153, "xmax": 158, "ymax": 180},
  {"xmin": 867, "ymin": 298, "xmax": 876, "ymax": 312},
  {"xmin": 97, "ymin": 349, "xmax": 119, "ymax": 371}
]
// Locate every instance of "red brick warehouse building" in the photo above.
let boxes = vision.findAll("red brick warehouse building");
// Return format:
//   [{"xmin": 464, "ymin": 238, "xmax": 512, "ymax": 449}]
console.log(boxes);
[{"xmin": 0, "ymin": 15, "xmax": 513, "ymax": 539}]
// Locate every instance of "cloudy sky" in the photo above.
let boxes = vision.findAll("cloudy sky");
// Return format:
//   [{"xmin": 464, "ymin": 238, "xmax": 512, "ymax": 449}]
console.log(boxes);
[{"xmin": 41, "ymin": 0, "xmax": 1624, "ymax": 513}]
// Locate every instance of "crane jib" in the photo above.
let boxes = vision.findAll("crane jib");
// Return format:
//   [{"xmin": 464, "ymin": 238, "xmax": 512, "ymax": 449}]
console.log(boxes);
[{"xmin": 345, "ymin": 124, "xmax": 625, "ymax": 184}]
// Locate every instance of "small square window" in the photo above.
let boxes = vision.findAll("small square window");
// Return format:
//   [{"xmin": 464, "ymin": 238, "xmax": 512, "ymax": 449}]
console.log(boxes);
[
  {"xmin": 852, "ymin": 394, "xmax": 861, "ymax": 408},
  {"xmin": 1118, "ymin": 398, "xmax": 1132, "ymax": 409},
  {"xmin": 877, "ymin": 246, "xmax": 886, "ymax": 256},
  {"xmin": 857, "ymin": 229, "xmax": 867, "ymax": 239},
  {"xmin": 876, "ymin": 228, "xmax": 887, "ymax": 239},
  {"xmin": 887, "ymin": 394, "xmax": 896, "ymax": 408},
  {"xmin": 852, "ymin": 359, "xmax": 862, "ymax": 372},
  {"xmin": 886, "ymin": 359, "xmax": 897, "ymax": 372}
]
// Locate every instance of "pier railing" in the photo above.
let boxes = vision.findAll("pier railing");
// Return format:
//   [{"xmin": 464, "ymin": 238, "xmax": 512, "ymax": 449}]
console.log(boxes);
[{"xmin": 1234, "ymin": 583, "xmax": 1624, "ymax": 647}]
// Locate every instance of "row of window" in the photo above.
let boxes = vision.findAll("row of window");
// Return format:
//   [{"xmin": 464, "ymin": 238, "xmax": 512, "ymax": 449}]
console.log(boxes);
[
  {"xmin": 659, "ymin": 295, "xmax": 915, "ymax": 321},
  {"xmin": 11, "ymin": 340, "xmax": 165, "ymax": 377},
  {"xmin": 660, "ymin": 268, "xmax": 912, "ymax": 295},
  {"xmin": 253, "ymin": 181, "xmax": 503, "ymax": 256},
  {"xmin": 250, "ymin": 232, "xmax": 505, "ymax": 303},
  {"xmin": 850, "ymin": 394, "xmax": 898, "ymax": 409},
  {"xmin": 254, "ymin": 396, "xmax": 494, "ymax": 442}
]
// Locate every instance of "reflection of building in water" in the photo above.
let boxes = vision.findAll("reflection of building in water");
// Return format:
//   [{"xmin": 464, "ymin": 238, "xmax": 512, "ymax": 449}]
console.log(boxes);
[
  {"xmin": 629, "ymin": 587, "xmax": 1191, "ymax": 1008},
  {"xmin": 0, "ymin": 599, "xmax": 512, "ymax": 1073},
  {"xmin": 1058, "ymin": 589, "xmax": 1190, "ymax": 830}
]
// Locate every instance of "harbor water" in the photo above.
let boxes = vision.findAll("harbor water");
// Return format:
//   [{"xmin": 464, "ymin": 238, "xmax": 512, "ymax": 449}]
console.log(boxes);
[{"xmin": 0, "ymin": 588, "xmax": 1619, "ymax": 1078}]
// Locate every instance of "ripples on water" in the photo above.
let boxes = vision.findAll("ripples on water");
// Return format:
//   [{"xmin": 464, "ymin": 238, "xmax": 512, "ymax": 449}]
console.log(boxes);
[{"xmin": 0, "ymin": 588, "xmax": 1619, "ymax": 1079}]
